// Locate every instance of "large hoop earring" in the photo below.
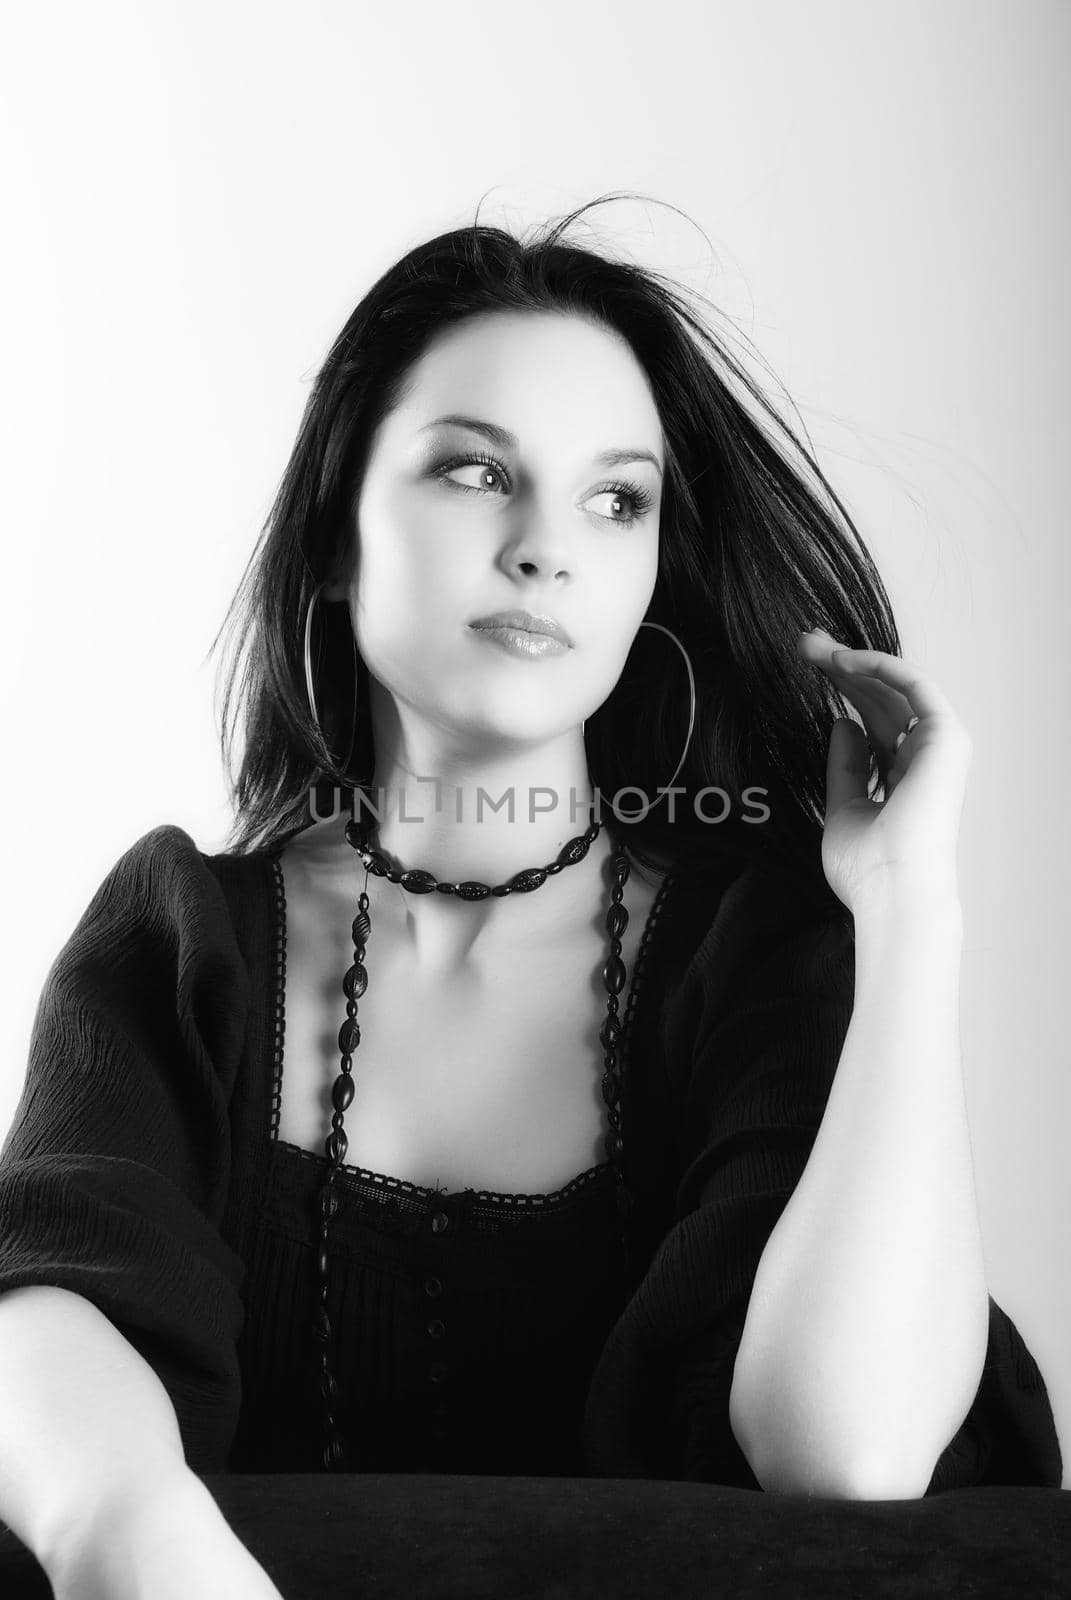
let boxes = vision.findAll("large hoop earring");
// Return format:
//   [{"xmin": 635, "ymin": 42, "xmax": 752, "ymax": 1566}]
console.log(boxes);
[
  {"xmin": 303, "ymin": 579, "xmax": 363, "ymax": 784},
  {"xmin": 584, "ymin": 621, "xmax": 698, "ymax": 819},
  {"xmin": 636, "ymin": 620, "xmax": 697, "ymax": 803}
]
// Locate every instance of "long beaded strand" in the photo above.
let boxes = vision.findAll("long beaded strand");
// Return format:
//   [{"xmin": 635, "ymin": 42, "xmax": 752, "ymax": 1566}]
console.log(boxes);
[{"xmin": 311, "ymin": 802, "xmax": 655, "ymax": 1471}]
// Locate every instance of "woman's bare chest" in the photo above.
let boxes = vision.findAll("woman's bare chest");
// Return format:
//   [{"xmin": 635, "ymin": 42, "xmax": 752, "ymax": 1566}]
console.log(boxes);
[{"xmin": 272, "ymin": 850, "xmax": 663, "ymax": 1195}]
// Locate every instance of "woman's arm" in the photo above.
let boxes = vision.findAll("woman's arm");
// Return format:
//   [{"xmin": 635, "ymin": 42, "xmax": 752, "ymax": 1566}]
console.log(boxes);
[
  {"xmin": 0, "ymin": 826, "xmax": 250, "ymax": 1479},
  {"xmin": 728, "ymin": 882, "xmax": 989, "ymax": 1498},
  {"xmin": 0, "ymin": 1284, "xmax": 185, "ymax": 1565},
  {"xmin": 0, "ymin": 828, "xmax": 268, "ymax": 1584},
  {"xmin": 0, "ymin": 1284, "xmax": 280, "ymax": 1591},
  {"xmin": 729, "ymin": 635, "xmax": 990, "ymax": 1498},
  {"xmin": 582, "ymin": 847, "xmax": 1058, "ymax": 1492}
]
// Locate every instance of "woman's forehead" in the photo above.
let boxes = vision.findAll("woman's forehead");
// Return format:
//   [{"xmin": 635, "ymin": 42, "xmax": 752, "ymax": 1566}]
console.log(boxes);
[{"xmin": 388, "ymin": 311, "xmax": 665, "ymax": 447}]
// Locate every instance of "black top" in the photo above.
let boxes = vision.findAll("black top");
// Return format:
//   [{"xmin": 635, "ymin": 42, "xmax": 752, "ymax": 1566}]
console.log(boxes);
[
  {"xmin": 0, "ymin": 824, "xmax": 1062, "ymax": 1490},
  {"xmin": 236, "ymin": 849, "xmax": 654, "ymax": 1474}
]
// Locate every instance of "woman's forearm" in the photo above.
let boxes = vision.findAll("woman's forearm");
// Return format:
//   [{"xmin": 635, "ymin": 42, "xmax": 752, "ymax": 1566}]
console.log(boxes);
[
  {"xmin": 728, "ymin": 884, "xmax": 990, "ymax": 1499},
  {"xmin": 0, "ymin": 1285, "xmax": 192, "ymax": 1570}
]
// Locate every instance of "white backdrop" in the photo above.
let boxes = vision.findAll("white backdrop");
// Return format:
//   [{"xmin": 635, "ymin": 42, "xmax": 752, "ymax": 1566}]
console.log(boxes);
[{"xmin": 2, "ymin": 0, "xmax": 1067, "ymax": 1483}]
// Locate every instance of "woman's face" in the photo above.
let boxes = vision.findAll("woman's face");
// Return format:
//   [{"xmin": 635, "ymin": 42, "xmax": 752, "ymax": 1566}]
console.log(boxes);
[{"xmin": 337, "ymin": 309, "xmax": 665, "ymax": 756}]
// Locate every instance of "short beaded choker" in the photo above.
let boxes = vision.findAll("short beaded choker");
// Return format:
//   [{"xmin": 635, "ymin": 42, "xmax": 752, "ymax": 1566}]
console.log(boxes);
[{"xmin": 308, "ymin": 798, "xmax": 669, "ymax": 1471}]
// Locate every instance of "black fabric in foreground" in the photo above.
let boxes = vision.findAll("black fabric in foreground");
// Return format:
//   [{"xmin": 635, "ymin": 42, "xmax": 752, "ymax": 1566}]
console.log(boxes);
[{"xmin": 1, "ymin": 1475, "xmax": 1068, "ymax": 1599}]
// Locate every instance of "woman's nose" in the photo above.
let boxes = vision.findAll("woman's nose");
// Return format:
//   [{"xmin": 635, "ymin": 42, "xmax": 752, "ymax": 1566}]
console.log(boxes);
[
  {"xmin": 515, "ymin": 555, "xmax": 569, "ymax": 578},
  {"xmin": 501, "ymin": 506, "xmax": 573, "ymax": 580}
]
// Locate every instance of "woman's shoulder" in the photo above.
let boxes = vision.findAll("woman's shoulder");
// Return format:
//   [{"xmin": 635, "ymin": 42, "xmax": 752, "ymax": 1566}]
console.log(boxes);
[
  {"xmin": 657, "ymin": 827, "xmax": 847, "ymax": 920},
  {"xmin": 650, "ymin": 838, "xmax": 853, "ymax": 1000},
  {"xmin": 73, "ymin": 822, "xmax": 207, "ymax": 916},
  {"xmin": 16, "ymin": 825, "xmax": 258, "ymax": 1151},
  {"xmin": 104, "ymin": 820, "xmax": 284, "ymax": 886},
  {"xmin": 84, "ymin": 823, "xmax": 216, "ymax": 908},
  {"xmin": 69, "ymin": 822, "xmax": 269, "ymax": 962},
  {"xmin": 94, "ymin": 821, "xmax": 223, "ymax": 876}
]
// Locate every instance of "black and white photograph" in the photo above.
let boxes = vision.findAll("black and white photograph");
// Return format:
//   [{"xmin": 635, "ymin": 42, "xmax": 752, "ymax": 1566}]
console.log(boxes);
[{"xmin": 0, "ymin": 2, "xmax": 1067, "ymax": 1595}]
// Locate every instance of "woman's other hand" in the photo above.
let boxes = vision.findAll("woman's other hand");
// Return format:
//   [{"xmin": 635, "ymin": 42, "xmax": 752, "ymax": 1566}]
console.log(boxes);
[{"xmin": 796, "ymin": 628, "xmax": 973, "ymax": 913}]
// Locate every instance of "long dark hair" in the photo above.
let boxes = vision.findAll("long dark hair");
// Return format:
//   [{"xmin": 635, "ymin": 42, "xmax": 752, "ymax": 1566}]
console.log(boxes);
[{"xmin": 209, "ymin": 194, "xmax": 899, "ymax": 900}]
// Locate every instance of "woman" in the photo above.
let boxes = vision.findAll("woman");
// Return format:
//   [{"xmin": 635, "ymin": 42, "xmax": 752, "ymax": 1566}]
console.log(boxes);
[{"xmin": 0, "ymin": 200, "xmax": 1061, "ymax": 1597}]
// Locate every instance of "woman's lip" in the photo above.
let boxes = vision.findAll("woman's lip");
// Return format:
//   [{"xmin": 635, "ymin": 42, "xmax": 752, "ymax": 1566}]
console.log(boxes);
[
  {"xmin": 468, "ymin": 624, "xmax": 570, "ymax": 659},
  {"xmin": 469, "ymin": 611, "xmax": 572, "ymax": 645}
]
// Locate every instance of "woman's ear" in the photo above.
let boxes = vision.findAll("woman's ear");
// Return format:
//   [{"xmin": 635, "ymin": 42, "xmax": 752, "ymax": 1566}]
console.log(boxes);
[{"xmin": 323, "ymin": 540, "xmax": 358, "ymax": 602}]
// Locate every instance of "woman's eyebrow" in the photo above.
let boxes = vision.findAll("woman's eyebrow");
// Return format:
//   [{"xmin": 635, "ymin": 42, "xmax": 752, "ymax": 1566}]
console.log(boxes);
[{"xmin": 420, "ymin": 413, "xmax": 664, "ymax": 478}]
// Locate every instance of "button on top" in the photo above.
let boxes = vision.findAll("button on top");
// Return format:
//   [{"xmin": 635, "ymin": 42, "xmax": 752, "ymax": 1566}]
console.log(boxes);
[
  {"xmin": 430, "ymin": 1210, "xmax": 451, "ymax": 1235},
  {"xmin": 423, "ymin": 1274, "xmax": 444, "ymax": 1298}
]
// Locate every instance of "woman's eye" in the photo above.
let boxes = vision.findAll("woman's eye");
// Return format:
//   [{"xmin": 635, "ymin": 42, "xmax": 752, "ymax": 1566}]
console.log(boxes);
[
  {"xmin": 436, "ymin": 454, "xmax": 508, "ymax": 493},
  {"xmin": 587, "ymin": 488, "xmax": 651, "ymax": 524}
]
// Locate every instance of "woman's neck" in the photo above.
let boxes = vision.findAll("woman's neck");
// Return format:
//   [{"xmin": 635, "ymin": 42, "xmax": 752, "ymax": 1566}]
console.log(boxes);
[{"xmin": 287, "ymin": 801, "xmax": 662, "ymax": 979}]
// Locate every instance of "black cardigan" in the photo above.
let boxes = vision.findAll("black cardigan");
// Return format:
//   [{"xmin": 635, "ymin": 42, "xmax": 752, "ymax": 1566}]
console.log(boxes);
[{"xmin": 0, "ymin": 824, "xmax": 1061, "ymax": 1490}]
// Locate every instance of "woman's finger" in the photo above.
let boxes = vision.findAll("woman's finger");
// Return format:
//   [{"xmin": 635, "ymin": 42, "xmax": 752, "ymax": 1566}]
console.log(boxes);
[
  {"xmin": 825, "ymin": 716, "xmax": 872, "ymax": 816},
  {"xmin": 830, "ymin": 647, "xmax": 973, "ymax": 791},
  {"xmin": 828, "ymin": 648, "xmax": 958, "ymax": 724},
  {"xmin": 824, "ymin": 663, "xmax": 910, "ymax": 749},
  {"xmin": 799, "ymin": 630, "xmax": 916, "ymax": 725},
  {"xmin": 798, "ymin": 631, "xmax": 912, "ymax": 763}
]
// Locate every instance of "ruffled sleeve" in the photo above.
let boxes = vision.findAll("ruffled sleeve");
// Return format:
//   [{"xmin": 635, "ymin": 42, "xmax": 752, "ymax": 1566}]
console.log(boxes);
[
  {"xmin": 0, "ymin": 824, "xmax": 250, "ymax": 1474},
  {"xmin": 582, "ymin": 861, "xmax": 1063, "ymax": 1492}
]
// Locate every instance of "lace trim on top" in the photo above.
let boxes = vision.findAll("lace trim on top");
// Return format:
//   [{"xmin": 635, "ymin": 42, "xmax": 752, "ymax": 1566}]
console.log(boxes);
[
  {"xmin": 267, "ymin": 1137, "xmax": 621, "ymax": 1242},
  {"xmin": 274, "ymin": 1135, "xmax": 613, "ymax": 1210},
  {"xmin": 264, "ymin": 845, "xmax": 675, "ymax": 1221}
]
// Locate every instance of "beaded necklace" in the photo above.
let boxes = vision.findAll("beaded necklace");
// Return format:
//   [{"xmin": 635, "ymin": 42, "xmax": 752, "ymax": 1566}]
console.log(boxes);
[{"xmin": 307, "ymin": 800, "xmax": 672, "ymax": 1470}]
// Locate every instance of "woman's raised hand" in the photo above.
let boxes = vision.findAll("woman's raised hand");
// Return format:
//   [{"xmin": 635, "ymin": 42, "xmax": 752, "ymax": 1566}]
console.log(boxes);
[{"xmin": 796, "ymin": 627, "xmax": 973, "ymax": 913}]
